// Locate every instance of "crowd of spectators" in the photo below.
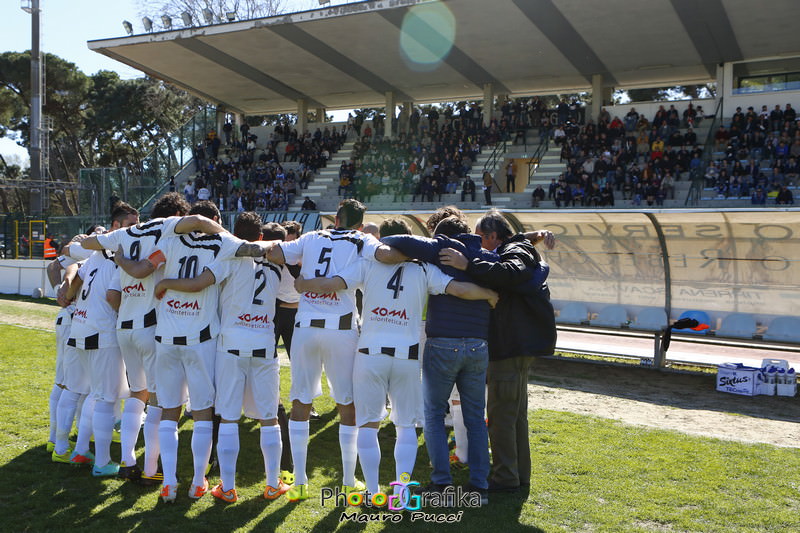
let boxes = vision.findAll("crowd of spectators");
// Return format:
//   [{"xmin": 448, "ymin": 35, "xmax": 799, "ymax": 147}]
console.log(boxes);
[
  {"xmin": 185, "ymin": 123, "xmax": 346, "ymax": 211},
  {"xmin": 340, "ymin": 109, "xmax": 507, "ymax": 204},
  {"xmin": 547, "ymin": 100, "xmax": 799, "ymax": 208},
  {"xmin": 704, "ymin": 103, "xmax": 797, "ymax": 204}
]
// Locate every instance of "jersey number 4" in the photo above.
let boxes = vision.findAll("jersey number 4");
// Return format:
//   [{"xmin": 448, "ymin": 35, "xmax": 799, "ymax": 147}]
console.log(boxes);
[{"xmin": 387, "ymin": 266, "xmax": 404, "ymax": 299}]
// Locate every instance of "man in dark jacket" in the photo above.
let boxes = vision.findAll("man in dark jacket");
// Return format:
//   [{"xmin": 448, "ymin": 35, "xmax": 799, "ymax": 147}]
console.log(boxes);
[{"xmin": 440, "ymin": 209, "xmax": 556, "ymax": 492}]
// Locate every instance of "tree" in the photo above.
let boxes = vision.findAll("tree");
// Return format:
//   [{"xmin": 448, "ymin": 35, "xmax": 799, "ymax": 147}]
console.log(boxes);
[
  {"xmin": 136, "ymin": 0, "xmax": 292, "ymax": 26},
  {"xmin": 0, "ymin": 51, "xmax": 205, "ymax": 215}
]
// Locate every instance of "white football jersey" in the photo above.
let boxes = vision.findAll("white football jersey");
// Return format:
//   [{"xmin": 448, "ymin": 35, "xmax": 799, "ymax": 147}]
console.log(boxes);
[
  {"xmin": 276, "ymin": 264, "xmax": 300, "ymax": 304},
  {"xmin": 94, "ymin": 217, "xmax": 182, "ymax": 329},
  {"xmin": 68, "ymin": 251, "xmax": 121, "ymax": 349},
  {"xmin": 154, "ymin": 231, "xmax": 244, "ymax": 345},
  {"xmin": 209, "ymin": 256, "xmax": 281, "ymax": 356},
  {"xmin": 280, "ymin": 229, "xmax": 381, "ymax": 330},
  {"xmin": 338, "ymin": 259, "xmax": 452, "ymax": 358}
]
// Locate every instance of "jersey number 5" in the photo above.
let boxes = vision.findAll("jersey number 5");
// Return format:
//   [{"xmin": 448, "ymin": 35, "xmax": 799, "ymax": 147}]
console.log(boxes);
[{"xmin": 315, "ymin": 247, "xmax": 332, "ymax": 277}]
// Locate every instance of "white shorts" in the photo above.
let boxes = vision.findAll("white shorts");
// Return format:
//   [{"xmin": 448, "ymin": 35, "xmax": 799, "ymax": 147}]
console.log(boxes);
[
  {"xmin": 81, "ymin": 346, "xmax": 130, "ymax": 402},
  {"xmin": 155, "ymin": 340, "xmax": 217, "ymax": 410},
  {"xmin": 353, "ymin": 353, "xmax": 422, "ymax": 427},
  {"xmin": 63, "ymin": 344, "xmax": 90, "ymax": 395},
  {"xmin": 117, "ymin": 327, "xmax": 157, "ymax": 393},
  {"xmin": 55, "ymin": 320, "xmax": 70, "ymax": 385},
  {"xmin": 214, "ymin": 351, "xmax": 280, "ymax": 421},
  {"xmin": 289, "ymin": 327, "xmax": 358, "ymax": 405}
]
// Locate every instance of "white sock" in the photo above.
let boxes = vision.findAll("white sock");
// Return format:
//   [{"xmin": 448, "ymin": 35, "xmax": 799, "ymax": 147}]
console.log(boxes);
[
  {"xmin": 120, "ymin": 397, "xmax": 145, "ymax": 466},
  {"xmin": 394, "ymin": 426, "xmax": 418, "ymax": 490},
  {"xmin": 55, "ymin": 390, "xmax": 80, "ymax": 455},
  {"xmin": 159, "ymin": 420, "xmax": 179, "ymax": 486},
  {"xmin": 357, "ymin": 427, "xmax": 380, "ymax": 494},
  {"xmin": 75, "ymin": 393, "xmax": 87, "ymax": 425},
  {"xmin": 48, "ymin": 385, "xmax": 63, "ymax": 443},
  {"xmin": 74, "ymin": 395, "xmax": 96, "ymax": 456},
  {"xmin": 114, "ymin": 399, "xmax": 123, "ymax": 424},
  {"xmin": 289, "ymin": 420, "xmax": 310, "ymax": 485},
  {"xmin": 451, "ymin": 402, "xmax": 468, "ymax": 462},
  {"xmin": 217, "ymin": 423, "xmax": 239, "ymax": 491},
  {"xmin": 339, "ymin": 424, "xmax": 359, "ymax": 487},
  {"xmin": 260, "ymin": 425, "xmax": 282, "ymax": 488},
  {"xmin": 93, "ymin": 400, "xmax": 116, "ymax": 467},
  {"xmin": 191, "ymin": 420, "xmax": 214, "ymax": 486},
  {"xmin": 143, "ymin": 406, "xmax": 162, "ymax": 477}
]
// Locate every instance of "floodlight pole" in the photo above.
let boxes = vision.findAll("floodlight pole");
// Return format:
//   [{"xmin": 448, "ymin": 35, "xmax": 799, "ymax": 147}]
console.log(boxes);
[{"xmin": 26, "ymin": 0, "xmax": 44, "ymax": 215}]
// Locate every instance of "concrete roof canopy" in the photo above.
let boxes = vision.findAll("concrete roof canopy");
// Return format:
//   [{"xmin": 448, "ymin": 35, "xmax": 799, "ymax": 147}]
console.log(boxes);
[{"xmin": 88, "ymin": 0, "xmax": 800, "ymax": 115}]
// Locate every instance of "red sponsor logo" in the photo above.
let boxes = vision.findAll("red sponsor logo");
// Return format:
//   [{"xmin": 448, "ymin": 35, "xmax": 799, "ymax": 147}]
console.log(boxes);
[
  {"xmin": 304, "ymin": 291, "xmax": 340, "ymax": 301},
  {"xmin": 74, "ymin": 308, "xmax": 88, "ymax": 319},
  {"xmin": 237, "ymin": 313, "xmax": 270, "ymax": 324},
  {"xmin": 166, "ymin": 298, "xmax": 200, "ymax": 310},
  {"xmin": 371, "ymin": 306, "xmax": 409, "ymax": 320},
  {"xmin": 123, "ymin": 282, "xmax": 145, "ymax": 294}
]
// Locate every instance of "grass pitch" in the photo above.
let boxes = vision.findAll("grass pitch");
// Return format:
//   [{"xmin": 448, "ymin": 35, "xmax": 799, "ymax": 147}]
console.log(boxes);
[{"xmin": 1, "ymin": 296, "xmax": 799, "ymax": 532}]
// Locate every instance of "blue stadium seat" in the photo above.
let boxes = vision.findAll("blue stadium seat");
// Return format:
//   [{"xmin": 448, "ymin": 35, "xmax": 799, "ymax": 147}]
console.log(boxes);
[
  {"xmin": 590, "ymin": 305, "xmax": 629, "ymax": 328},
  {"xmin": 630, "ymin": 308, "xmax": 668, "ymax": 331},
  {"xmin": 557, "ymin": 302, "xmax": 589, "ymax": 325},
  {"xmin": 677, "ymin": 310, "xmax": 711, "ymax": 334},
  {"xmin": 716, "ymin": 313, "xmax": 757, "ymax": 339},
  {"xmin": 763, "ymin": 317, "xmax": 800, "ymax": 343}
]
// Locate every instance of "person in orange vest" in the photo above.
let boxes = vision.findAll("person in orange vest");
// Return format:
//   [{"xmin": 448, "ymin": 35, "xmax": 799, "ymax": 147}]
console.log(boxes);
[{"xmin": 43, "ymin": 236, "xmax": 57, "ymax": 259}]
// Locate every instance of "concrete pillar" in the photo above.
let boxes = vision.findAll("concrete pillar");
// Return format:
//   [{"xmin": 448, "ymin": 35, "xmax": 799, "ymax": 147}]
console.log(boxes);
[
  {"xmin": 297, "ymin": 98, "xmax": 308, "ymax": 135},
  {"xmin": 215, "ymin": 105, "xmax": 226, "ymax": 136},
  {"xmin": 385, "ymin": 91, "xmax": 396, "ymax": 139},
  {"xmin": 483, "ymin": 83, "xmax": 494, "ymax": 126},
  {"xmin": 495, "ymin": 93, "xmax": 507, "ymax": 122},
  {"xmin": 315, "ymin": 107, "xmax": 326, "ymax": 124},
  {"xmin": 591, "ymin": 74, "xmax": 605, "ymax": 122},
  {"xmin": 402, "ymin": 101, "xmax": 413, "ymax": 134}
]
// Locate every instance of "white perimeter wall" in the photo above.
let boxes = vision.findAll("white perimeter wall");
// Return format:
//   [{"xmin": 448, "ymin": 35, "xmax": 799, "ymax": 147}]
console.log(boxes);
[{"xmin": 0, "ymin": 260, "xmax": 55, "ymax": 298}]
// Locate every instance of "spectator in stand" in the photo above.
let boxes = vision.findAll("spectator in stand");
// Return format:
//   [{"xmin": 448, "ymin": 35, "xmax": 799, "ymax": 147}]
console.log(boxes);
[
  {"xmin": 531, "ymin": 185, "xmax": 545, "ymax": 208},
  {"xmin": 505, "ymin": 162, "xmax": 516, "ymax": 193},
  {"xmin": 751, "ymin": 186, "xmax": 767, "ymax": 205},
  {"xmin": 301, "ymin": 196, "xmax": 317, "ymax": 210},
  {"xmin": 183, "ymin": 179, "xmax": 195, "ymax": 204},
  {"xmin": 197, "ymin": 184, "xmax": 211, "ymax": 202},
  {"xmin": 776, "ymin": 185, "xmax": 794, "ymax": 205},
  {"xmin": 624, "ymin": 108, "xmax": 639, "ymax": 131},
  {"xmin": 482, "ymin": 171, "xmax": 493, "ymax": 205},
  {"xmin": 461, "ymin": 175, "xmax": 476, "ymax": 202}
]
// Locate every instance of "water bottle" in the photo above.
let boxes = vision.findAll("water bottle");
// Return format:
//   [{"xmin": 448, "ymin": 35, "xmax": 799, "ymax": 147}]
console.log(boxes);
[{"xmin": 776, "ymin": 367, "xmax": 787, "ymax": 385}]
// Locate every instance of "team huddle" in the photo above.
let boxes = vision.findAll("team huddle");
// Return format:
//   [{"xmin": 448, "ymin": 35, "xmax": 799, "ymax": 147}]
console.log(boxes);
[{"xmin": 45, "ymin": 193, "xmax": 553, "ymax": 506}]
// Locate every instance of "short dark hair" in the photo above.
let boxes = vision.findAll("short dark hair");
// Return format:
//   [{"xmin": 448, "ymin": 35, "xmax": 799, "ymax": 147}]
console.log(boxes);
[
  {"xmin": 426, "ymin": 205, "xmax": 466, "ymax": 233},
  {"xmin": 379, "ymin": 218, "xmax": 412, "ymax": 238},
  {"xmin": 433, "ymin": 215, "xmax": 470, "ymax": 237},
  {"xmin": 476, "ymin": 209, "xmax": 513, "ymax": 240},
  {"xmin": 261, "ymin": 221, "xmax": 287, "ymax": 241},
  {"xmin": 233, "ymin": 211, "xmax": 263, "ymax": 242},
  {"xmin": 151, "ymin": 192, "xmax": 190, "ymax": 219},
  {"xmin": 281, "ymin": 220, "xmax": 302, "ymax": 237},
  {"xmin": 189, "ymin": 200, "xmax": 221, "ymax": 221},
  {"xmin": 336, "ymin": 198, "xmax": 366, "ymax": 229},
  {"xmin": 110, "ymin": 201, "xmax": 139, "ymax": 226}
]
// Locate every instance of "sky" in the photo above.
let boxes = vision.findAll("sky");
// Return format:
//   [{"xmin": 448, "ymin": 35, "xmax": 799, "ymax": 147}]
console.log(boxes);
[{"xmin": 0, "ymin": 0, "xmax": 353, "ymax": 166}]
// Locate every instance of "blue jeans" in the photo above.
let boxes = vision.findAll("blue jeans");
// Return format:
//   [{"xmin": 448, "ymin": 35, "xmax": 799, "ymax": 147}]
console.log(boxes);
[{"xmin": 422, "ymin": 337, "xmax": 489, "ymax": 489}]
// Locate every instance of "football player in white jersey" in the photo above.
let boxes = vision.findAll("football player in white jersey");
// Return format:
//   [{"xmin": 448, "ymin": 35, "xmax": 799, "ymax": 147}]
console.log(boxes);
[
  {"xmin": 265, "ymin": 199, "xmax": 405, "ymax": 502},
  {"xmin": 155, "ymin": 214, "xmax": 285, "ymax": 503},
  {"xmin": 114, "ymin": 201, "xmax": 273, "ymax": 503},
  {"xmin": 64, "ymin": 202, "xmax": 140, "ymax": 476},
  {"xmin": 295, "ymin": 218, "xmax": 498, "ymax": 496},
  {"xmin": 80, "ymin": 192, "xmax": 191, "ymax": 484},
  {"xmin": 47, "ymin": 237, "xmax": 97, "ymax": 463}
]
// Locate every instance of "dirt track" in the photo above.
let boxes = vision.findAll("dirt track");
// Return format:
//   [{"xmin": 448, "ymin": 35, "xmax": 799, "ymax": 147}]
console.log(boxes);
[{"xmin": 529, "ymin": 357, "xmax": 800, "ymax": 448}]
